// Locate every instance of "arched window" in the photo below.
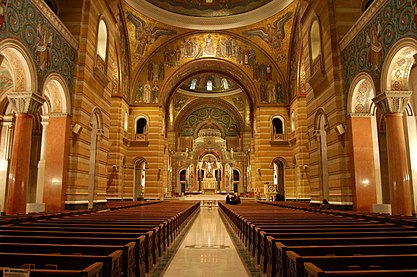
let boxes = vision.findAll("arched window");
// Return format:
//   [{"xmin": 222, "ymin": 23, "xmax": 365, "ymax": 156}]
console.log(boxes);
[
  {"xmin": 272, "ymin": 116, "xmax": 285, "ymax": 140},
  {"xmin": 310, "ymin": 19, "xmax": 321, "ymax": 63},
  {"xmin": 44, "ymin": 0, "xmax": 58, "ymax": 14},
  {"xmin": 361, "ymin": 0, "xmax": 374, "ymax": 13},
  {"xmin": 134, "ymin": 159, "xmax": 146, "ymax": 200},
  {"xmin": 123, "ymin": 111, "xmax": 128, "ymax": 132},
  {"xmin": 190, "ymin": 79, "xmax": 197, "ymax": 90},
  {"xmin": 291, "ymin": 111, "xmax": 296, "ymax": 133},
  {"xmin": 207, "ymin": 79, "xmax": 213, "ymax": 91},
  {"xmin": 135, "ymin": 117, "xmax": 147, "ymax": 140},
  {"xmin": 97, "ymin": 20, "xmax": 108, "ymax": 61},
  {"xmin": 273, "ymin": 159, "xmax": 285, "ymax": 197}
]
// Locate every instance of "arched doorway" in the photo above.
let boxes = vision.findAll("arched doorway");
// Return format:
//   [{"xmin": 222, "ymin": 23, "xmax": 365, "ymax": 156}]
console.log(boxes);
[
  {"xmin": 134, "ymin": 158, "xmax": 147, "ymax": 200},
  {"xmin": 272, "ymin": 158, "xmax": 285, "ymax": 198}
]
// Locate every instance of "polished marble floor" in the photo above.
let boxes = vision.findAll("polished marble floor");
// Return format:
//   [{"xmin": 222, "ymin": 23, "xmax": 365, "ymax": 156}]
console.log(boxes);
[{"xmin": 162, "ymin": 207, "xmax": 250, "ymax": 277}]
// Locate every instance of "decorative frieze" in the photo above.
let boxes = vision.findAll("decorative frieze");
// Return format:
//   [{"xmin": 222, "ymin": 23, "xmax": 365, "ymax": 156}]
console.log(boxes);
[
  {"xmin": 372, "ymin": 90, "xmax": 412, "ymax": 114},
  {"xmin": 6, "ymin": 92, "xmax": 45, "ymax": 115}
]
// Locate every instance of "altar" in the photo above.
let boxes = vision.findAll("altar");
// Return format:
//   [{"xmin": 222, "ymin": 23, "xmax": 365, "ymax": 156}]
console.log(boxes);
[{"xmin": 201, "ymin": 177, "xmax": 217, "ymax": 194}]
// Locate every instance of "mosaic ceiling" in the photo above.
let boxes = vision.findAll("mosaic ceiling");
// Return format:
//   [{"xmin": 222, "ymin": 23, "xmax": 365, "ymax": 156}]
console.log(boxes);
[{"xmin": 144, "ymin": 0, "xmax": 273, "ymax": 17}]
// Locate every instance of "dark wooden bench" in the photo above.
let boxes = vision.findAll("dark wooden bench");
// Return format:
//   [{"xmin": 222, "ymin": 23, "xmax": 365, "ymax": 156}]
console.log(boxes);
[
  {"xmin": 251, "ymin": 225, "xmax": 411, "ymax": 263},
  {"xmin": 273, "ymin": 242, "xmax": 417, "ymax": 277},
  {"xmin": 1, "ymin": 223, "xmax": 166, "ymax": 261},
  {"xmin": 258, "ymin": 229, "xmax": 417, "ymax": 273},
  {"xmin": 0, "ymin": 242, "xmax": 135, "ymax": 277},
  {"xmin": 0, "ymin": 235, "xmax": 146, "ymax": 277},
  {"xmin": 304, "ymin": 262, "xmax": 417, "ymax": 277},
  {"xmin": 0, "ymin": 228, "xmax": 157, "ymax": 270},
  {"xmin": 287, "ymin": 252, "xmax": 417, "ymax": 277},
  {"xmin": 0, "ymin": 251, "xmax": 122, "ymax": 277},
  {"xmin": 0, "ymin": 262, "xmax": 103, "ymax": 277},
  {"xmin": 269, "ymin": 237, "xmax": 417, "ymax": 277}
]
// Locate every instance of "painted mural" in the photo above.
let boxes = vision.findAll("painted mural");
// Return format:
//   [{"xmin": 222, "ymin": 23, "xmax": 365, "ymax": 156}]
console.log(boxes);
[
  {"xmin": 180, "ymin": 107, "xmax": 239, "ymax": 136},
  {"xmin": 0, "ymin": 66, "xmax": 12, "ymax": 92},
  {"xmin": 243, "ymin": 11, "xmax": 292, "ymax": 62},
  {"xmin": 0, "ymin": 0, "xmax": 77, "ymax": 92},
  {"xmin": 179, "ymin": 73, "xmax": 238, "ymax": 92},
  {"xmin": 133, "ymin": 32, "xmax": 287, "ymax": 104},
  {"xmin": 112, "ymin": 8, "xmax": 131, "ymax": 100},
  {"xmin": 145, "ymin": 0, "xmax": 273, "ymax": 17},
  {"xmin": 288, "ymin": 5, "xmax": 303, "ymax": 101},
  {"xmin": 342, "ymin": 0, "xmax": 417, "ymax": 93},
  {"xmin": 126, "ymin": 11, "xmax": 176, "ymax": 60},
  {"xmin": 0, "ymin": 0, "xmax": 7, "ymax": 31}
]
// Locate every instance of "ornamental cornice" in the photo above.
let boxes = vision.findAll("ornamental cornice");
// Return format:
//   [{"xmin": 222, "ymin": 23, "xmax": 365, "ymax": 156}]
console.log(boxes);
[
  {"xmin": 30, "ymin": 0, "xmax": 79, "ymax": 50},
  {"xmin": 6, "ymin": 92, "xmax": 46, "ymax": 115},
  {"xmin": 340, "ymin": 0, "xmax": 388, "ymax": 51},
  {"xmin": 348, "ymin": 113, "xmax": 372, "ymax": 118},
  {"xmin": 47, "ymin": 113, "xmax": 70, "ymax": 118},
  {"xmin": 372, "ymin": 90, "xmax": 412, "ymax": 114},
  {"xmin": 126, "ymin": 0, "xmax": 293, "ymax": 30}
]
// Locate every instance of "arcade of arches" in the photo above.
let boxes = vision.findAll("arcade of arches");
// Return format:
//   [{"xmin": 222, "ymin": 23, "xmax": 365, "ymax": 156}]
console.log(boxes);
[{"xmin": 0, "ymin": 0, "xmax": 417, "ymax": 216}]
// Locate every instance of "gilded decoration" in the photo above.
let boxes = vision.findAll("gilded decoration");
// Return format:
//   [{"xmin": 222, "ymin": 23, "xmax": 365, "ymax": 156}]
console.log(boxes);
[
  {"xmin": 3, "ymin": 48, "xmax": 25, "ymax": 90},
  {"xmin": 170, "ymin": 88, "xmax": 248, "ymax": 127},
  {"xmin": 353, "ymin": 79, "xmax": 374, "ymax": 114},
  {"xmin": 45, "ymin": 80, "xmax": 63, "ymax": 113},
  {"xmin": 0, "ymin": 0, "xmax": 76, "ymax": 92},
  {"xmin": 0, "ymin": 65, "xmax": 12, "ymax": 92},
  {"xmin": 132, "ymin": 32, "xmax": 286, "ymax": 104},
  {"xmin": 342, "ymin": 0, "xmax": 417, "ymax": 94},
  {"xmin": 389, "ymin": 47, "xmax": 416, "ymax": 91},
  {"xmin": 144, "ymin": 0, "xmax": 273, "ymax": 17},
  {"xmin": 112, "ymin": 8, "xmax": 131, "ymax": 100},
  {"xmin": 179, "ymin": 106, "xmax": 239, "ymax": 136},
  {"xmin": 125, "ymin": 1, "xmax": 296, "ymax": 105},
  {"xmin": 124, "ymin": 3, "xmax": 179, "ymax": 64}
]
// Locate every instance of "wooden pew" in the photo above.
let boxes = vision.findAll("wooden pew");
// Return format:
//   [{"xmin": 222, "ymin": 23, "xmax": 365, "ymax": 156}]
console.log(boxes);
[
  {"xmin": 0, "ymin": 262, "xmax": 103, "ymax": 277},
  {"xmin": 218, "ymin": 201, "xmax": 417, "ymax": 277},
  {"xmin": 0, "ymin": 235, "xmax": 146, "ymax": 277},
  {"xmin": 251, "ymin": 224, "xmax": 411, "ymax": 264},
  {"xmin": 304, "ymin": 262, "xmax": 417, "ymax": 277},
  {"xmin": 286, "ymin": 252, "xmax": 417, "ymax": 277},
  {"xmin": 0, "ymin": 251, "xmax": 122, "ymax": 277},
  {"xmin": 271, "ymin": 237, "xmax": 417, "ymax": 277},
  {"xmin": 1, "ymin": 223, "xmax": 165, "ymax": 261},
  {"xmin": 0, "ymin": 228, "xmax": 157, "ymax": 272},
  {"xmin": 258, "ymin": 229, "xmax": 417, "ymax": 273},
  {"xmin": 0, "ymin": 242, "xmax": 135, "ymax": 277},
  {"xmin": 274, "ymin": 243, "xmax": 417, "ymax": 277}
]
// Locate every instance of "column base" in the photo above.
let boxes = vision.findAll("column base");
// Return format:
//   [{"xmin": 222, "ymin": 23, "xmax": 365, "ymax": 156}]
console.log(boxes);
[{"xmin": 26, "ymin": 203, "xmax": 46, "ymax": 214}]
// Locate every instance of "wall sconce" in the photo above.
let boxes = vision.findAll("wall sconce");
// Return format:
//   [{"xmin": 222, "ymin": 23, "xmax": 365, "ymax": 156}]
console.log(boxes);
[
  {"xmin": 72, "ymin": 123, "xmax": 83, "ymax": 135},
  {"xmin": 336, "ymin": 124, "xmax": 345, "ymax": 135},
  {"xmin": 257, "ymin": 168, "xmax": 261, "ymax": 176}
]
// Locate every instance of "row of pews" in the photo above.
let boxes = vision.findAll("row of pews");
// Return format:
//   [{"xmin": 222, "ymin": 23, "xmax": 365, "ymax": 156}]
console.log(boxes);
[
  {"xmin": 0, "ymin": 200, "xmax": 200, "ymax": 276},
  {"xmin": 219, "ymin": 201, "xmax": 417, "ymax": 277}
]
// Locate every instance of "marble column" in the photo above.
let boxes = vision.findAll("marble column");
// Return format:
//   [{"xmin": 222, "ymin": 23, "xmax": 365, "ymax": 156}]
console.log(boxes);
[
  {"xmin": 35, "ymin": 118, "xmax": 48, "ymax": 204},
  {"xmin": 373, "ymin": 91, "xmax": 412, "ymax": 216},
  {"xmin": 5, "ymin": 92, "xmax": 45, "ymax": 214},
  {"xmin": 0, "ymin": 118, "xmax": 13, "ymax": 213},
  {"xmin": 347, "ymin": 115, "xmax": 377, "ymax": 212},
  {"xmin": 44, "ymin": 115, "xmax": 71, "ymax": 211}
]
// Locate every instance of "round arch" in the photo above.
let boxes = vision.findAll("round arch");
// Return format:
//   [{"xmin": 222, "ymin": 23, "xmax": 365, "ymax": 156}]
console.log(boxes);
[
  {"xmin": 159, "ymin": 58, "xmax": 258, "ymax": 108},
  {"xmin": 314, "ymin": 108, "xmax": 329, "ymax": 132},
  {"xmin": 173, "ymin": 97, "xmax": 244, "ymax": 135},
  {"xmin": 42, "ymin": 73, "xmax": 71, "ymax": 115},
  {"xmin": 0, "ymin": 39, "xmax": 38, "ymax": 94},
  {"xmin": 380, "ymin": 37, "xmax": 417, "ymax": 92},
  {"xmin": 347, "ymin": 72, "xmax": 376, "ymax": 116}
]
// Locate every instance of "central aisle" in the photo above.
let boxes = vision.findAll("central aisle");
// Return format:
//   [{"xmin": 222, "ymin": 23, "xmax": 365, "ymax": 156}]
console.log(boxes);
[{"xmin": 162, "ymin": 206, "xmax": 250, "ymax": 277}]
